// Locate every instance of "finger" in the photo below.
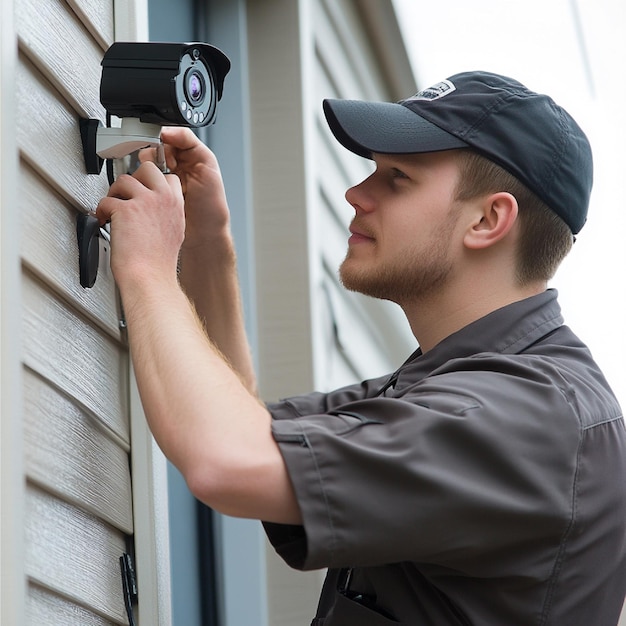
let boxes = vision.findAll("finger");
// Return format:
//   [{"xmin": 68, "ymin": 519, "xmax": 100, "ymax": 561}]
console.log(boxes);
[
  {"xmin": 130, "ymin": 161, "xmax": 169, "ymax": 189},
  {"xmin": 164, "ymin": 171, "xmax": 183, "ymax": 196},
  {"xmin": 106, "ymin": 172, "xmax": 144, "ymax": 200},
  {"xmin": 138, "ymin": 144, "xmax": 179, "ymax": 171},
  {"xmin": 96, "ymin": 166, "xmax": 159, "ymax": 222},
  {"xmin": 95, "ymin": 195, "xmax": 122, "ymax": 225},
  {"xmin": 160, "ymin": 126, "xmax": 201, "ymax": 151},
  {"xmin": 137, "ymin": 146, "xmax": 158, "ymax": 164}
]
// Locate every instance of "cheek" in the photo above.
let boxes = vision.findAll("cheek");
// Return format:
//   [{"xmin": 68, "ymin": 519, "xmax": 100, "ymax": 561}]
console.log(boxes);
[{"xmin": 392, "ymin": 207, "xmax": 460, "ymax": 255}]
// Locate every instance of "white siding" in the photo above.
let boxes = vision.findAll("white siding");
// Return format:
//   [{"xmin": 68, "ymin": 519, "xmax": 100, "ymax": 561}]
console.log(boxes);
[
  {"xmin": 0, "ymin": 0, "xmax": 25, "ymax": 623},
  {"xmin": 12, "ymin": 0, "xmax": 153, "ymax": 623},
  {"xmin": 28, "ymin": 584, "xmax": 120, "ymax": 626},
  {"xmin": 25, "ymin": 486, "xmax": 128, "ymax": 624}
]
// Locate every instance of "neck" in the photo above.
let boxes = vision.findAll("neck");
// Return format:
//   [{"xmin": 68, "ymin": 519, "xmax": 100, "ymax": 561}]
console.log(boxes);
[{"xmin": 401, "ymin": 281, "xmax": 546, "ymax": 353}]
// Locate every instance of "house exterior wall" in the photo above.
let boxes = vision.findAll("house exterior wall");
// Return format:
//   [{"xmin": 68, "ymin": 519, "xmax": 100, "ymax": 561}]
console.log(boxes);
[
  {"xmin": 1, "ymin": 0, "xmax": 170, "ymax": 623},
  {"xmin": 16, "ymin": 0, "xmax": 132, "ymax": 622},
  {"xmin": 1, "ymin": 0, "xmax": 24, "ymax": 624}
]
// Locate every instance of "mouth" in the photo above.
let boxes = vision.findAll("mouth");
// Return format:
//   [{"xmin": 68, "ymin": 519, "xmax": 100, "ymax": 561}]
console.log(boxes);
[{"xmin": 348, "ymin": 223, "xmax": 375, "ymax": 245}]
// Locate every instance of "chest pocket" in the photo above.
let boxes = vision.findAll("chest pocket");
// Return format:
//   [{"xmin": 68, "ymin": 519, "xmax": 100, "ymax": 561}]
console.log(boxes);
[{"xmin": 311, "ymin": 587, "xmax": 400, "ymax": 625}]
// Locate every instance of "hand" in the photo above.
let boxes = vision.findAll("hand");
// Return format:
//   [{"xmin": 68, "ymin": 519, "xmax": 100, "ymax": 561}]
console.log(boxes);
[
  {"xmin": 141, "ymin": 127, "xmax": 231, "ymax": 251},
  {"xmin": 96, "ymin": 161, "xmax": 184, "ymax": 287}
]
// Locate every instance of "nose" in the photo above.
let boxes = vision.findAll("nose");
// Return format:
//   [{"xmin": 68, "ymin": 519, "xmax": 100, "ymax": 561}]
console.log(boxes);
[{"xmin": 345, "ymin": 176, "xmax": 375, "ymax": 213}]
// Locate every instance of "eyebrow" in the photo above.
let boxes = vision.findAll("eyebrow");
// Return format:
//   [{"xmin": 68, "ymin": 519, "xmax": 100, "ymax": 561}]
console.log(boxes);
[{"xmin": 373, "ymin": 153, "xmax": 430, "ymax": 172}]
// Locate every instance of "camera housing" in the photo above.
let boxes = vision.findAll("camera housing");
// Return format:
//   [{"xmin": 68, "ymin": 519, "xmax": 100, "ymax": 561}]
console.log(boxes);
[
  {"xmin": 78, "ymin": 42, "xmax": 231, "ymax": 289},
  {"xmin": 100, "ymin": 41, "xmax": 231, "ymax": 128}
]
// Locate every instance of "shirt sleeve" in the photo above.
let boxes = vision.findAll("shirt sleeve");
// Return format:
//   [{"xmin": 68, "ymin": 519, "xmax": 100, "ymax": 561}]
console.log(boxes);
[{"xmin": 265, "ymin": 355, "xmax": 582, "ymax": 573}]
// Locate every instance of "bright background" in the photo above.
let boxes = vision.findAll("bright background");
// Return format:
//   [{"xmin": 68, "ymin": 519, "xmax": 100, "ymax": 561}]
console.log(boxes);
[{"xmin": 394, "ymin": 0, "xmax": 626, "ymax": 407}]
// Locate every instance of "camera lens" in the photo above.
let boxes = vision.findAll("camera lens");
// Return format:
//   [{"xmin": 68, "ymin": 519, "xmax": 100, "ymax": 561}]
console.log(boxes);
[
  {"xmin": 185, "ymin": 69, "xmax": 205, "ymax": 104},
  {"xmin": 174, "ymin": 49, "xmax": 221, "ymax": 126}
]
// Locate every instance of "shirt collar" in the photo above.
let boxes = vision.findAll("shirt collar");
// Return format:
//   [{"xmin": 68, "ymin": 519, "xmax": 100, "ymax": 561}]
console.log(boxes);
[{"xmin": 390, "ymin": 290, "xmax": 564, "ymax": 392}]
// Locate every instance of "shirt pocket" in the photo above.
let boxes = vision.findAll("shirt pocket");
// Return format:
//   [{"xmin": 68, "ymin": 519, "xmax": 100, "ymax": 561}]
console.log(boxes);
[{"xmin": 313, "ymin": 588, "xmax": 400, "ymax": 625}]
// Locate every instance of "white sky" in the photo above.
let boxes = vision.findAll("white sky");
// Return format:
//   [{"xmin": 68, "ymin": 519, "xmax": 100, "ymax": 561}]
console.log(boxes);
[{"xmin": 394, "ymin": 0, "xmax": 626, "ymax": 407}]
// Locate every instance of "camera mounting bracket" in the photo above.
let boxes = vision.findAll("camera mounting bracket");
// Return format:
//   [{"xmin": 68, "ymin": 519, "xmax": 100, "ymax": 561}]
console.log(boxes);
[
  {"xmin": 80, "ymin": 117, "xmax": 163, "ymax": 174},
  {"xmin": 96, "ymin": 118, "xmax": 162, "ymax": 160}
]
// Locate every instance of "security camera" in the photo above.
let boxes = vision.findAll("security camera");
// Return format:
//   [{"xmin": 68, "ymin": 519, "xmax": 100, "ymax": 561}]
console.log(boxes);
[
  {"xmin": 100, "ymin": 41, "xmax": 231, "ymax": 128},
  {"xmin": 80, "ymin": 41, "xmax": 231, "ymax": 168},
  {"xmin": 78, "ymin": 41, "xmax": 231, "ymax": 289}
]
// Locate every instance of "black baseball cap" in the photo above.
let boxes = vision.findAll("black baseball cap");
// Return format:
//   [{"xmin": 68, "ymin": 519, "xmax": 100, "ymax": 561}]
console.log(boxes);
[{"xmin": 323, "ymin": 71, "xmax": 592, "ymax": 234}]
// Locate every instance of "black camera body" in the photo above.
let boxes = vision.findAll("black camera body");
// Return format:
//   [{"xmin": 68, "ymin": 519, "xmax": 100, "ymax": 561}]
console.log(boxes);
[
  {"xmin": 78, "ymin": 42, "xmax": 231, "ymax": 288},
  {"xmin": 100, "ymin": 42, "xmax": 231, "ymax": 128}
]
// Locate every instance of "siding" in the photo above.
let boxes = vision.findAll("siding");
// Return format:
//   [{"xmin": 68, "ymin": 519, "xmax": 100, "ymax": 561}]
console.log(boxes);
[{"xmin": 16, "ymin": 0, "xmax": 133, "ymax": 623}]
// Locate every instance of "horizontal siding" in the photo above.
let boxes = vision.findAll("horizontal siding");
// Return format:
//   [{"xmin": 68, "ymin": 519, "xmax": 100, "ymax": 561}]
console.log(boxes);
[
  {"xmin": 28, "ymin": 583, "xmax": 119, "ymax": 626},
  {"xmin": 23, "ymin": 368, "xmax": 133, "ymax": 533},
  {"xmin": 22, "ymin": 271, "xmax": 129, "ymax": 443},
  {"xmin": 66, "ymin": 0, "xmax": 115, "ymax": 50},
  {"xmin": 314, "ymin": 0, "xmax": 387, "ymax": 99},
  {"xmin": 25, "ymin": 485, "xmax": 129, "ymax": 625},
  {"xmin": 20, "ymin": 162, "xmax": 121, "ymax": 339},
  {"xmin": 16, "ymin": 0, "xmax": 107, "ymax": 119},
  {"xmin": 317, "ymin": 259, "xmax": 407, "ymax": 381},
  {"xmin": 15, "ymin": 0, "xmax": 138, "ymax": 624},
  {"xmin": 314, "ymin": 121, "xmax": 368, "ymax": 269},
  {"xmin": 16, "ymin": 52, "xmax": 110, "ymax": 214}
]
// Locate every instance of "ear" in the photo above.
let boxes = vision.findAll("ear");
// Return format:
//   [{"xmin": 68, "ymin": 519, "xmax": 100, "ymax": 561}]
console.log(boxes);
[{"xmin": 463, "ymin": 192, "xmax": 518, "ymax": 250}]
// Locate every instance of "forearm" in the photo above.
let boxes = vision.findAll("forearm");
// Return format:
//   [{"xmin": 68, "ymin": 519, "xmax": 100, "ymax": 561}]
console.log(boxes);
[
  {"xmin": 178, "ymin": 233, "xmax": 258, "ymax": 395},
  {"xmin": 119, "ymin": 274, "xmax": 283, "ymax": 517}
]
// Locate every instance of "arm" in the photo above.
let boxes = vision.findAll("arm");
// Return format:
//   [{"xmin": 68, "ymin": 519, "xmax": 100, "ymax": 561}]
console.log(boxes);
[
  {"xmin": 157, "ymin": 127, "xmax": 257, "ymax": 393},
  {"xmin": 96, "ymin": 140, "xmax": 301, "ymax": 524}
]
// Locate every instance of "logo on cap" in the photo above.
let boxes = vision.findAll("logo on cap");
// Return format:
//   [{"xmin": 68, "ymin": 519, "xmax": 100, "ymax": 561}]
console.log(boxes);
[{"xmin": 409, "ymin": 79, "xmax": 456, "ymax": 102}]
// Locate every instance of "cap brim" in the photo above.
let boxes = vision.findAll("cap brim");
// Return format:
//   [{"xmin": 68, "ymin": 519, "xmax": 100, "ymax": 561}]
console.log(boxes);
[{"xmin": 323, "ymin": 99, "xmax": 469, "ymax": 159}]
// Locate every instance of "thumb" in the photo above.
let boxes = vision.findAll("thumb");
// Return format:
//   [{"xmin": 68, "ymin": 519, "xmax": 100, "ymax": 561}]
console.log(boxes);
[{"xmin": 160, "ymin": 126, "xmax": 199, "ymax": 151}]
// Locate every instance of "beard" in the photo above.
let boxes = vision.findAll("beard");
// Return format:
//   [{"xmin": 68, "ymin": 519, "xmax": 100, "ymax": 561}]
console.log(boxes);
[
  {"xmin": 339, "ymin": 240, "xmax": 453, "ymax": 304},
  {"xmin": 339, "ymin": 212, "xmax": 459, "ymax": 305}
]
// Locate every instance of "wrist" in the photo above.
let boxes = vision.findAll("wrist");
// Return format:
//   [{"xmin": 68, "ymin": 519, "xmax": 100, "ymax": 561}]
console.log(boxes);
[{"xmin": 115, "ymin": 261, "xmax": 181, "ymax": 308}]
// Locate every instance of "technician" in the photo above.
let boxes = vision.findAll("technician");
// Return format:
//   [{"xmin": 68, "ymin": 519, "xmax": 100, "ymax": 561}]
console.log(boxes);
[{"xmin": 97, "ymin": 71, "xmax": 626, "ymax": 625}]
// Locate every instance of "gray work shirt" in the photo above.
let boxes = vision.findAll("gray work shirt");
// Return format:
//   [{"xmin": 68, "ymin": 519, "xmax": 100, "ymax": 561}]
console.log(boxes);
[{"xmin": 264, "ymin": 290, "xmax": 626, "ymax": 625}]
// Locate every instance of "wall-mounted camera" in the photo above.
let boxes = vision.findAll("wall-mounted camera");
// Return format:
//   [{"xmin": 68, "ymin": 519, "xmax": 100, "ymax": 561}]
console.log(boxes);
[
  {"xmin": 78, "ymin": 41, "xmax": 231, "ymax": 288},
  {"xmin": 100, "ymin": 41, "xmax": 230, "ymax": 128},
  {"xmin": 81, "ymin": 41, "xmax": 231, "ymax": 169}
]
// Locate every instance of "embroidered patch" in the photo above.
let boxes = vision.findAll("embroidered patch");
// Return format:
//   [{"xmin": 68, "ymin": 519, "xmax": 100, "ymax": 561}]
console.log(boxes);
[{"xmin": 409, "ymin": 79, "xmax": 456, "ymax": 101}]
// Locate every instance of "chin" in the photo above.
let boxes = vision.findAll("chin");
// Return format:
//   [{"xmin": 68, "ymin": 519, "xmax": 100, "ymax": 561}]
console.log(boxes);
[{"xmin": 339, "ymin": 265, "xmax": 389, "ymax": 300}]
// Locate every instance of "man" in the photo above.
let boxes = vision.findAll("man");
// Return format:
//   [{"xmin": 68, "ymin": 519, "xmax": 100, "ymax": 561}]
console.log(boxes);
[{"xmin": 97, "ymin": 71, "xmax": 626, "ymax": 624}]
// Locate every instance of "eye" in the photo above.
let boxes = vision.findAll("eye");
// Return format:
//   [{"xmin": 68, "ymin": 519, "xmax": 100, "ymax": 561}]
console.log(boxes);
[{"xmin": 390, "ymin": 167, "xmax": 410, "ymax": 182}]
